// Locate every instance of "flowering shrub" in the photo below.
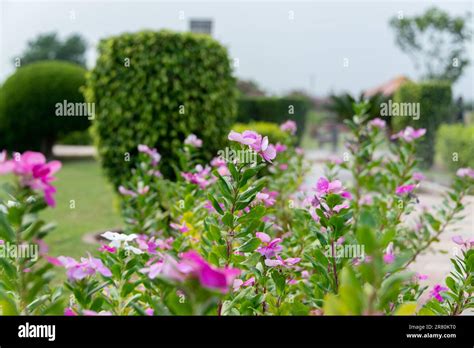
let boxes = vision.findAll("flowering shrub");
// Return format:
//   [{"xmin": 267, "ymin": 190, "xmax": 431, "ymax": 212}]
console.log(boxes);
[
  {"xmin": 0, "ymin": 104, "xmax": 473, "ymax": 316},
  {"xmin": 0, "ymin": 151, "xmax": 64, "ymax": 314}
]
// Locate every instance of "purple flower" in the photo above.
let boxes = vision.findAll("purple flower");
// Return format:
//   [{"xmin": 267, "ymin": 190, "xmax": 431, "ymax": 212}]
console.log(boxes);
[
  {"xmin": 452, "ymin": 235, "xmax": 474, "ymax": 249},
  {"xmin": 429, "ymin": 284, "xmax": 448, "ymax": 302},
  {"xmin": 315, "ymin": 177, "xmax": 343, "ymax": 195},
  {"xmin": 265, "ymin": 255, "xmax": 301, "ymax": 268},
  {"xmin": 233, "ymin": 276, "xmax": 255, "ymax": 291},
  {"xmin": 255, "ymin": 190, "xmax": 278, "ymax": 207},
  {"xmin": 57, "ymin": 254, "xmax": 112, "ymax": 281},
  {"xmin": 255, "ymin": 232, "xmax": 283, "ymax": 258},
  {"xmin": 275, "ymin": 143, "xmax": 287, "ymax": 153},
  {"xmin": 144, "ymin": 251, "xmax": 240, "ymax": 293},
  {"xmin": 412, "ymin": 172, "xmax": 426, "ymax": 182},
  {"xmin": 456, "ymin": 167, "xmax": 474, "ymax": 179},
  {"xmin": 118, "ymin": 185, "xmax": 137, "ymax": 197},
  {"xmin": 184, "ymin": 134, "xmax": 203, "ymax": 148},
  {"xmin": 383, "ymin": 243, "xmax": 395, "ymax": 264},
  {"xmin": 0, "ymin": 151, "xmax": 61, "ymax": 207},
  {"xmin": 395, "ymin": 184, "xmax": 416, "ymax": 195},
  {"xmin": 181, "ymin": 165, "xmax": 214, "ymax": 189},
  {"xmin": 170, "ymin": 221, "xmax": 189, "ymax": 233},
  {"xmin": 280, "ymin": 120, "xmax": 297, "ymax": 135},
  {"xmin": 391, "ymin": 127, "xmax": 426, "ymax": 142},
  {"xmin": 228, "ymin": 130, "xmax": 277, "ymax": 163},
  {"xmin": 138, "ymin": 144, "xmax": 161, "ymax": 165},
  {"xmin": 368, "ymin": 118, "xmax": 386, "ymax": 129},
  {"xmin": 228, "ymin": 130, "xmax": 259, "ymax": 146}
]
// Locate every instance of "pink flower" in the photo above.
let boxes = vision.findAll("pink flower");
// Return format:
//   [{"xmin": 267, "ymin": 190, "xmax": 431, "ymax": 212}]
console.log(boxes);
[
  {"xmin": 181, "ymin": 165, "xmax": 213, "ymax": 189},
  {"xmin": 265, "ymin": 255, "xmax": 301, "ymax": 268},
  {"xmin": 118, "ymin": 185, "xmax": 137, "ymax": 197},
  {"xmin": 184, "ymin": 134, "xmax": 203, "ymax": 148},
  {"xmin": 251, "ymin": 136, "xmax": 276, "ymax": 162},
  {"xmin": 275, "ymin": 143, "xmax": 287, "ymax": 153},
  {"xmin": 57, "ymin": 254, "xmax": 112, "ymax": 281},
  {"xmin": 315, "ymin": 177, "xmax": 343, "ymax": 195},
  {"xmin": 0, "ymin": 151, "xmax": 61, "ymax": 207},
  {"xmin": 0, "ymin": 150, "xmax": 14, "ymax": 174},
  {"xmin": 138, "ymin": 145, "xmax": 161, "ymax": 166},
  {"xmin": 412, "ymin": 172, "xmax": 426, "ymax": 182},
  {"xmin": 255, "ymin": 190, "xmax": 278, "ymax": 207},
  {"xmin": 64, "ymin": 308, "xmax": 77, "ymax": 316},
  {"xmin": 429, "ymin": 284, "xmax": 448, "ymax": 302},
  {"xmin": 333, "ymin": 203, "xmax": 349, "ymax": 213},
  {"xmin": 456, "ymin": 167, "xmax": 474, "ymax": 179},
  {"xmin": 233, "ymin": 276, "xmax": 255, "ymax": 291},
  {"xmin": 170, "ymin": 221, "xmax": 189, "ymax": 233},
  {"xmin": 280, "ymin": 120, "xmax": 297, "ymax": 135},
  {"xmin": 359, "ymin": 194, "xmax": 373, "ymax": 205},
  {"xmin": 98, "ymin": 244, "xmax": 116, "ymax": 253},
  {"xmin": 228, "ymin": 130, "xmax": 276, "ymax": 163},
  {"xmin": 416, "ymin": 273, "xmax": 428, "ymax": 281},
  {"xmin": 149, "ymin": 251, "xmax": 240, "ymax": 293},
  {"xmin": 228, "ymin": 130, "xmax": 260, "ymax": 146},
  {"xmin": 145, "ymin": 308, "xmax": 154, "ymax": 316},
  {"xmin": 295, "ymin": 147, "xmax": 304, "ymax": 156},
  {"xmin": 279, "ymin": 163, "xmax": 288, "ymax": 171},
  {"xmin": 137, "ymin": 185, "xmax": 149, "ymax": 195},
  {"xmin": 368, "ymin": 118, "xmax": 386, "ymax": 129},
  {"xmin": 256, "ymin": 232, "xmax": 283, "ymax": 258},
  {"xmin": 395, "ymin": 184, "xmax": 416, "ymax": 195},
  {"xmin": 452, "ymin": 235, "xmax": 474, "ymax": 249},
  {"xmin": 341, "ymin": 191, "xmax": 353, "ymax": 200},
  {"xmin": 383, "ymin": 243, "xmax": 395, "ymax": 264},
  {"xmin": 391, "ymin": 127, "xmax": 426, "ymax": 142}
]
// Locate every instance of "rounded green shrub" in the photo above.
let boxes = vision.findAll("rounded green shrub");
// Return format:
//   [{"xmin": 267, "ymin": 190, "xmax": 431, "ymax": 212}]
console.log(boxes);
[
  {"xmin": 0, "ymin": 61, "xmax": 88, "ymax": 155},
  {"xmin": 0, "ymin": 61, "xmax": 90, "ymax": 155},
  {"xmin": 435, "ymin": 124, "xmax": 474, "ymax": 171},
  {"xmin": 85, "ymin": 30, "xmax": 237, "ymax": 188},
  {"xmin": 233, "ymin": 121, "xmax": 289, "ymax": 144}
]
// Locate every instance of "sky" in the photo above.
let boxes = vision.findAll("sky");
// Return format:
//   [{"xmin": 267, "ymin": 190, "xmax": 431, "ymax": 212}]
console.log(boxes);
[{"xmin": 1, "ymin": 0, "xmax": 473, "ymax": 98}]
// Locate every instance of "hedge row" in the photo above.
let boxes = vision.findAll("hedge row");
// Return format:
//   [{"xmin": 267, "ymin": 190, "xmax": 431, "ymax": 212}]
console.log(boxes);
[
  {"xmin": 435, "ymin": 124, "xmax": 474, "ymax": 171},
  {"xmin": 236, "ymin": 97, "xmax": 310, "ymax": 143},
  {"xmin": 393, "ymin": 80, "xmax": 452, "ymax": 167}
]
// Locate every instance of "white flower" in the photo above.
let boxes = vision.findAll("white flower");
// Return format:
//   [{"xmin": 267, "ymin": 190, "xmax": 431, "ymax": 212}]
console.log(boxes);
[{"xmin": 101, "ymin": 231, "xmax": 143, "ymax": 254}]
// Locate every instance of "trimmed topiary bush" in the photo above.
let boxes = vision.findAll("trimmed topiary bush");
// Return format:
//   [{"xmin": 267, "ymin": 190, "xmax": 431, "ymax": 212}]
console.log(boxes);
[
  {"xmin": 236, "ymin": 97, "xmax": 309, "ymax": 143},
  {"xmin": 0, "ymin": 61, "xmax": 88, "ymax": 156},
  {"xmin": 85, "ymin": 30, "xmax": 237, "ymax": 188},
  {"xmin": 435, "ymin": 124, "xmax": 474, "ymax": 171},
  {"xmin": 233, "ymin": 122, "xmax": 289, "ymax": 144},
  {"xmin": 393, "ymin": 80, "xmax": 452, "ymax": 167}
]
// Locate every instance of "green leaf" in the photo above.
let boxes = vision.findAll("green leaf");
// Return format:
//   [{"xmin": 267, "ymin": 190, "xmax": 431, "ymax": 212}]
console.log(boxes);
[
  {"xmin": 207, "ymin": 194, "xmax": 224, "ymax": 215},
  {"xmin": 222, "ymin": 213, "xmax": 234, "ymax": 228},
  {"xmin": 271, "ymin": 271, "xmax": 286, "ymax": 296},
  {"xmin": 0, "ymin": 212, "xmax": 15, "ymax": 242},
  {"xmin": 239, "ymin": 237, "xmax": 260, "ymax": 253}
]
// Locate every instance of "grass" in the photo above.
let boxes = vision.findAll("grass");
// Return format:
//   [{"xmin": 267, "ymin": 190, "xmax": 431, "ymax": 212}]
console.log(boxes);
[{"xmin": 1, "ymin": 159, "xmax": 122, "ymax": 258}]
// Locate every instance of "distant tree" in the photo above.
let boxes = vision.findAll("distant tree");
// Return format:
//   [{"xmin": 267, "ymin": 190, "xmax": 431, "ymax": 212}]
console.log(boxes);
[
  {"xmin": 389, "ymin": 7, "xmax": 472, "ymax": 83},
  {"xmin": 14, "ymin": 32, "xmax": 87, "ymax": 67},
  {"xmin": 237, "ymin": 79, "xmax": 266, "ymax": 97}
]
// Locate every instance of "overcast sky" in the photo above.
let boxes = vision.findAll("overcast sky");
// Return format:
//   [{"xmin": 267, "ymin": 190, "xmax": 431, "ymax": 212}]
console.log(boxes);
[{"xmin": 1, "ymin": 0, "xmax": 473, "ymax": 98}]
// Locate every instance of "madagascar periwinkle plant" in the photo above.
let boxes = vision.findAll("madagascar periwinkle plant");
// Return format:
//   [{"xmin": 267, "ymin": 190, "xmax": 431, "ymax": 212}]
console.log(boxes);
[{"xmin": 0, "ymin": 106, "xmax": 472, "ymax": 316}]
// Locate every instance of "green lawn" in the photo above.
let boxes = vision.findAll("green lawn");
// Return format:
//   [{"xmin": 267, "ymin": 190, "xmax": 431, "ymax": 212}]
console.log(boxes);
[{"xmin": 1, "ymin": 159, "xmax": 122, "ymax": 258}]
